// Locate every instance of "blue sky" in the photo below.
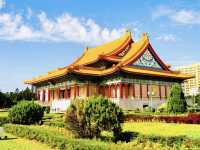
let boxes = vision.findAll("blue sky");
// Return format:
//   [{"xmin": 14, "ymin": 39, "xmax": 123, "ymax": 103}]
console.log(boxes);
[{"xmin": 0, "ymin": 0, "xmax": 200, "ymax": 92}]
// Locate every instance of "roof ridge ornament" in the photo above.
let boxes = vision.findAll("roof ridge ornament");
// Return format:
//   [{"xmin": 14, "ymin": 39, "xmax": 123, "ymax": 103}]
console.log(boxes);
[
  {"xmin": 84, "ymin": 47, "xmax": 88, "ymax": 53},
  {"xmin": 142, "ymin": 32, "xmax": 149, "ymax": 38}
]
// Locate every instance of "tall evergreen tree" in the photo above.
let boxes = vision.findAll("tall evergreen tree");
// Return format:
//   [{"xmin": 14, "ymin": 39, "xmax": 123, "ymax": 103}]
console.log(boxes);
[{"xmin": 167, "ymin": 83, "xmax": 187, "ymax": 113}]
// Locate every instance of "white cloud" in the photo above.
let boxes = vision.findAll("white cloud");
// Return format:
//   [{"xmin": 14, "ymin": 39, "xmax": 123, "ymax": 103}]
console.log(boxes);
[
  {"xmin": 156, "ymin": 34, "xmax": 176, "ymax": 42},
  {"xmin": 0, "ymin": 0, "xmax": 5, "ymax": 9},
  {"xmin": 0, "ymin": 10, "xmax": 127, "ymax": 45},
  {"xmin": 152, "ymin": 6, "xmax": 200, "ymax": 25},
  {"xmin": 27, "ymin": 7, "xmax": 33, "ymax": 19}
]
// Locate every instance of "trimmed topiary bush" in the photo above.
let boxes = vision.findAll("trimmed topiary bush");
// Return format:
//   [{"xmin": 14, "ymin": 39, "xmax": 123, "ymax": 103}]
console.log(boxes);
[
  {"xmin": 8, "ymin": 101, "xmax": 44, "ymax": 124},
  {"xmin": 65, "ymin": 96, "xmax": 124, "ymax": 139},
  {"xmin": 65, "ymin": 98, "xmax": 90, "ymax": 138},
  {"xmin": 167, "ymin": 83, "xmax": 187, "ymax": 113},
  {"xmin": 157, "ymin": 103, "xmax": 167, "ymax": 113},
  {"xmin": 85, "ymin": 96, "xmax": 124, "ymax": 139}
]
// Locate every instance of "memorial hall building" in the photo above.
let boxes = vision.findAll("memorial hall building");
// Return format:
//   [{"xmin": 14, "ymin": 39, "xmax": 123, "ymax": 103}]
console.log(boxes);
[{"xmin": 25, "ymin": 31, "xmax": 192, "ymax": 111}]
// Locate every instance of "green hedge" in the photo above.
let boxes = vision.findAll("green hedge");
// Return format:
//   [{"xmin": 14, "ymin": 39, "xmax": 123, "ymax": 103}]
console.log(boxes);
[
  {"xmin": 0, "ymin": 117, "xmax": 9, "ymax": 126},
  {"xmin": 3, "ymin": 124, "xmax": 108, "ymax": 150},
  {"xmin": 4, "ymin": 124, "xmax": 200, "ymax": 149}
]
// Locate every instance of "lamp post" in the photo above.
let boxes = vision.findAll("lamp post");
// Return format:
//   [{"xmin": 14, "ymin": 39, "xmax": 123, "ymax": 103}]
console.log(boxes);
[{"xmin": 147, "ymin": 90, "xmax": 155, "ymax": 112}]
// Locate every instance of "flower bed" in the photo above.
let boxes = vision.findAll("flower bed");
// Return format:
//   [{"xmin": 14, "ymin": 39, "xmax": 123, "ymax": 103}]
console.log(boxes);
[{"xmin": 124, "ymin": 113, "xmax": 200, "ymax": 124}]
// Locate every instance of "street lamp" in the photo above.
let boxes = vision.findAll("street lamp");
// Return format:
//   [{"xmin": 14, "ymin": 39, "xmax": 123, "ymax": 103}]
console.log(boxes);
[{"xmin": 147, "ymin": 91, "xmax": 155, "ymax": 111}]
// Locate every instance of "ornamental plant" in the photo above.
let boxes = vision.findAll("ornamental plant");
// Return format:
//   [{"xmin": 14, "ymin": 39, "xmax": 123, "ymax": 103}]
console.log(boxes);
[
  {"xmin": 65, "ymin": 96, "xmax": 124, "ymax": 139},
  {"xmin": 167, "ymin": 84, "xmax": 187, "ymax": 113},
  {"xmin": 8, "ymin": 101, "xmax": 44, "ymax": 125}
]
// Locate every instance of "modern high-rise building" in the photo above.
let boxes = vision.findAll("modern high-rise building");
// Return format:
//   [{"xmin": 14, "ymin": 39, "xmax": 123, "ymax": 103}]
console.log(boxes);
[{"xmin": 176, "ymin": 63, "xmax": 200, "ymax": 96}]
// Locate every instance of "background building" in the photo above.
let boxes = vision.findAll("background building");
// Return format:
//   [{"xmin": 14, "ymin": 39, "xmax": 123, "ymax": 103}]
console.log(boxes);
[{"xmin": 176, "ymin": 63, "xmax": 200, "ymax": 96}]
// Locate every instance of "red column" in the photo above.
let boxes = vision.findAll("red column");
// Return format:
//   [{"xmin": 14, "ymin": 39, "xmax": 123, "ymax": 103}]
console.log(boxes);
[
  {"xmin": 74, "ymin": 84, "xmax": 76, "ymax": 98},
  {"xmin": 140, "ymin": 84, "xmax": 142, "ymax": 99},
  {"xmin": 37, "ymin": 90, "xmax": 40, "ymax": 100},
  {"xmin": 43, "ymin": 90, "xmax": 45, "ymax": 101},
  {"xmin": 125, "ymin": 84, "xmax": 128, "ymax": 99},
  {"xmin": 132, "ymin": 83, "xmax": 135, "ymax": 97},
  {"xmin": 165, "ymin": 85, "xmax": 167, "ymax": 99},
  {"xmin": 119, "ymin": 83, "xmax": 123, "ymax": 99},
  {"xmin": 86, "ymin": 83, "xmax": 89, "ymax": 97},
  {"xmin": 108, "ymin": 85, "xmax": 111, "ymax": 98},
  {"xmin": 57, "ymin": 88, "xmax": 60, "ymax": 99},
  {"xmin": 69, "ymin": 86, "xmax": 71, "ymax": 98},
  {"xmin": 97, "ymin": 84, "xmax": 101, "ymax": 95},
  {"xmin": 114, "ymin": 83, "xmax": 117, "ymax": 98},
  {"xmin": 159, "ymin": 85, "xmax": 162, "ymax": 100},
  {"xmin": 102, "ymin": 85, "xmax": 105, "ymax": 97},
  {"xmin": 77, "ymin": 86, "xmax": 79, "ymax": 97},
  {"xmin": 147, "ymin": 84, "xmax": 149, "ymax": 99},
  {"xmin": 64, "ymin": 86, "xmax": 68, "ymax": 99},
  {"xmin": 48, "ymin": 89, "xmax": 51, "ymax": 101}
]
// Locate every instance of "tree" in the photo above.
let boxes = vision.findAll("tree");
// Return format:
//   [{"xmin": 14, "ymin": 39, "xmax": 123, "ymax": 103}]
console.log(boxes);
[
  {"xmin": 167, "ymin": 83, "xmax": 187, "ymax": 113},
  {"xmin": 65, "ymin": 96, "xmax": 124, "ymax": 139},
  {"xmin": 0, "ymin": 91, "xmax": 12, "ymax": 108},
  {"xmin": 195, "ymin": 94, "xmax": 200, "ymax": 106}
]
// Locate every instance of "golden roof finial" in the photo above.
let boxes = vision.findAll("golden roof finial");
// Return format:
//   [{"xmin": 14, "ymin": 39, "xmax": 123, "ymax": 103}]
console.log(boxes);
[
  {"xmin": 84, "ymin": 47, "xmax": 88, "ymax": 53},
  {"xmin": 142, "ymin": 32, "xmax": 148, "ymax": 36},
  {"xmin": 125, "ymin": 29, "xmax": 129, "ymax": 33}
]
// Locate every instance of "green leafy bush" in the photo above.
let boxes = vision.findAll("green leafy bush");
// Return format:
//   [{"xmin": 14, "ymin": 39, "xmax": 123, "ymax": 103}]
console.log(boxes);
[
  {"xmin": 167, "ymin": 83, "xmax": 187, "ymax": 113},
  {"xmin": 8, "ymin": 101, "xmax": 44, "ymax": 124},
  {"xmin": 157, "ymin": 103, "xmax": 167, "ymax": 113},
  {"xmin": 65, "ymin": 96, "xmax": 124, "ymax": 139},
  {"xmin": 85, "ymin": 97, "xmax": 124, "ymax": 139},
  {"xmin": 143, "ymin": 106, "xmax": 155, "ymax": 112},
  {"xmin": 43, "ymin": 106, "xmax": 50, "ymax": 114},
  {"xmin": 0, "ymin": 117, "xmax": 9, "ymax": 126},
  {"xmin": 65, "ymin": 98, "xmax": 90, "ymax": 138}
]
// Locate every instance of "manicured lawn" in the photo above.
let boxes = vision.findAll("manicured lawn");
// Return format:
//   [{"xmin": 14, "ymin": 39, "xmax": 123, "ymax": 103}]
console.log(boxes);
[
  {"xmin": 0, "ymin": 111, "xmax": 8, "ymax": 117},
  {"xmin": 0, "ymin": 133, "xmax": 54, "ymax": 150},
  {"xmin": 123, "ymin": 122, "xmax": 200, "ymax": 139}
]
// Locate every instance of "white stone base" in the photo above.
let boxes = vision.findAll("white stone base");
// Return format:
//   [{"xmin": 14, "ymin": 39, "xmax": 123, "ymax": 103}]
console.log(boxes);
[
  {"xmin": 51, "ymin": 99, "xmax": 71, "ymax": 112},
  {"xmin": 111, "ymin": 98, "xmax": 166, "ymax": 109},
  {"xmin": 47, "ymin": 98, "xmax": 166, "ymax": 112}
]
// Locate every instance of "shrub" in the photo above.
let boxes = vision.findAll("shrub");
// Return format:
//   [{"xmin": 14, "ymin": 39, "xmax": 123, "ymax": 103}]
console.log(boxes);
[
  {"xmin": 8, "ymin": 101, "xmax": 44, "ymax": 124},
  {"xmin": 0, "ymin": 117, "xmax": 9, "ymax": 126},
  {"xmin": 65, "ymin": 96, "xmax": 124, "ymax": 139},
  {"xmin": 167, "ymin": 83, "xmax": 187, "ymax": 113},
  {"xmin": 157, "ymin": 103, "xmax": 167, "ymax": 113},
  {"xmin": 143, "ymin": 106, "xmax": 155, "ymax": 112},
  {"xmin": 65, "ymin": 98, "xmax": 90, "ymax": 138},
  {"xmin": 85, "ymin": 97, "xmax": 124, "ymax": 139},
  {"xmin": 43, "ymin": 106, "xmax": 50, "ymax": 114}
]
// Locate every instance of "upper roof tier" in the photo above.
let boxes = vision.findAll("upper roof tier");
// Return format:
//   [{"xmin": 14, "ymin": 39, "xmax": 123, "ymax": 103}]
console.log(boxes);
[
  {"xmin": 73, "ymin": 31, "xmax": 132, "ymax": 66},
  {"xmin": 25, "ymin": 31, "xmax": 193, "ymax": 84}
]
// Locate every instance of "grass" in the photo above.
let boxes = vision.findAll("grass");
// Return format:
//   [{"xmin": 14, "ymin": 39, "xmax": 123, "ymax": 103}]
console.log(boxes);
[
  {"xmin": 0, "ymin": 133, "xmax": 54, "ymax": 150},
  {"xmin": 123, "ymin": 122, "xmax": 200, "ymax": 139},
  {"xmin": 0, "ymin": 111, "xmax": 8, "ymax": 117}
]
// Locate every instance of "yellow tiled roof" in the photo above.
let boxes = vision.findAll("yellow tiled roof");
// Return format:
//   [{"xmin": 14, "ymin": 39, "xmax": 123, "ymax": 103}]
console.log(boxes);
[
  {"xmin": 74, "ymin": 31, "xmax": 132, "ymax": 66},
  {"xmin": 24, "ymin": 68, "xmax": 69, "ymax": 84},
  {"xmin": 121, "ymin": 33, "xmax": 149, "ymax": 66},
  {"xmin": 72, "ymin": 66, "xmax": 117, "ymax": 76},
  {"xmin": 121, "ymin": 66, "xmax": 193, "ymax": 79}
]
